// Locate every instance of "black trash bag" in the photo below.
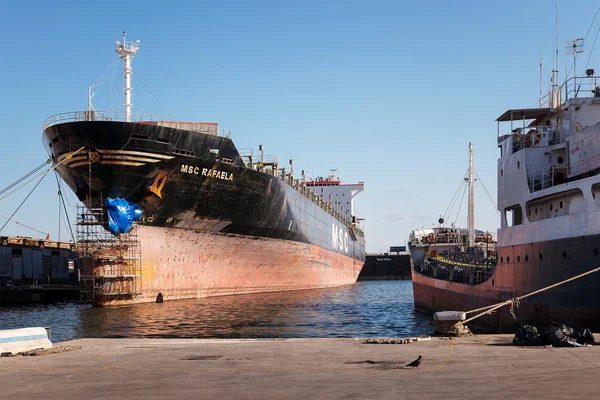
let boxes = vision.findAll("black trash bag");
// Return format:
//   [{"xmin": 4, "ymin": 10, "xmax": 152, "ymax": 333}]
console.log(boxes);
[
  {"xmin": 538, "ymin": 324, "xmax": 590, "ymax": 347},
  {"xmin": 514, "ymin": 323, "xmax": 595, "ymax": 346},
  {"xmin": 549, "ymin": 322, "xmax": 574, "ymax": 337},
  {"xmin": 571, "ymin": 327, "xmax": 596, "ymax": 345},
  {"xmin": 513, "ymin": 324, "xmax": 540, "ymax": 346},
  {"xmin": 539, "ymin": 325, "xmax": 564, "ymax": 346}
]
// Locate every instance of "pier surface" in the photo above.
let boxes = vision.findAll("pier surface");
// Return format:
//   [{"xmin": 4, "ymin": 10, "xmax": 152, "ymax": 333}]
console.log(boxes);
[{"xmin": 1, "ymin": 335, "xmax": 599, "ymax": 399}]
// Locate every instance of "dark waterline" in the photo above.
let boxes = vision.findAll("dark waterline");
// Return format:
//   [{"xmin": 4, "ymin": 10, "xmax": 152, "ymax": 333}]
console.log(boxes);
[{"xmin": 0, "ymin": 281, "xmax": 435, "ymax": 342}]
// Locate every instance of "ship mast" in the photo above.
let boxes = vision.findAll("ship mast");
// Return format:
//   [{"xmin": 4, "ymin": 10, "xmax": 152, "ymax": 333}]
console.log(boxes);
[
  {"xmin": 467, "ymin": 142, "xmax": 475, "ymax": 248},
  {"xmin": 115, "ymin": 32, "xmax": 140, "ymax": 122}
]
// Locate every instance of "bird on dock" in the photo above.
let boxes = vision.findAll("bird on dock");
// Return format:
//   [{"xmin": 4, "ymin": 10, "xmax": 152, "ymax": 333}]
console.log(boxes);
[{"xmin": 406, "ymin": 355, "xmax": 422, "ymax": 368}]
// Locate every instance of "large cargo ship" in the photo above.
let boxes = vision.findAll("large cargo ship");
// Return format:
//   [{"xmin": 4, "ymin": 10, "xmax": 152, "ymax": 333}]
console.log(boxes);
[
  {"xmin": 42, "ymin": 34, "xmax": 366, "ymax": 306},
  {"xmin": 410, "ymin": 55, "xmax": 600, "ymax": 331}
]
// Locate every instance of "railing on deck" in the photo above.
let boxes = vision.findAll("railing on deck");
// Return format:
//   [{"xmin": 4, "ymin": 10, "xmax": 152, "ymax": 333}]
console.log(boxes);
[
  {"xmin": 540, "ymin": 75, "xmax": 600, "ymax": 107},
  {"xmin": 563, "ymin": 75, "xmax": 600, "ymax": 101},
  {"xmin": 279, "ymin": 172, "xmax": 365, "ymax": 238},
  {"xmin": 42, "ymin": 111, "xmax": 226, "ymax": 136},
  {"xmin": 527, "ymin": 164, "xmax": 554, "ymax": 192},
  {"xmin": 508, "ymin": 125, "xmax": 560, "ymax": 154},
  {"xmin": 43, "ymin": 111, "xmax": 173, "ymax": 130},
  {"xmin": 417, "ymin": 251, "xmax": 497, "ymax": 285}
]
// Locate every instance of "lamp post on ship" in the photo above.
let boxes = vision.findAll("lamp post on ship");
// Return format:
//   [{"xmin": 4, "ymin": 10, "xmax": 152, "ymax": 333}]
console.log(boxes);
[{"xmin": 115, "ymin": 32, "xmax": 140, "ymax": 122}]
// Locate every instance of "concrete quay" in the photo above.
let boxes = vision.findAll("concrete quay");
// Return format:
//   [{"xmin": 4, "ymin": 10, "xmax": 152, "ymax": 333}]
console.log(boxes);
[{"xmin": 1, "ymin": 335, "xmax": 600, "ymax": 400}]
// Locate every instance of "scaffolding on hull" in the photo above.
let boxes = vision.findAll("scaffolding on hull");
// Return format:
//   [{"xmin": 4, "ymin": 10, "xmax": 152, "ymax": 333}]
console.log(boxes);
[{"xmin": 76, "ymin": 205, "xmax": 142, "ymax": 305}]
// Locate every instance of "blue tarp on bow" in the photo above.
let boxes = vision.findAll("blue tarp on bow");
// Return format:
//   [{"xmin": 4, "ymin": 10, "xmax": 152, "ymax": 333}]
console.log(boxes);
[{"xmin": 105, "ymin": 197, "xmax": 143, "ymax": 234}]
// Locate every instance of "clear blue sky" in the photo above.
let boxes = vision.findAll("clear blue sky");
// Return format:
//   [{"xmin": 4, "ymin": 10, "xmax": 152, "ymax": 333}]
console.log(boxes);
[{"xmin": 0, "ymin": 0, "xmax": 598, "ymax": 252}]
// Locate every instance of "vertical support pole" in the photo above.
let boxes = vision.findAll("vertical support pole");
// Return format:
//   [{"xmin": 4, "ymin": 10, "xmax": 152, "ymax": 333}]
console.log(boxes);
[
  {"xmin": 468, "ymin": 142, "xmax": 475, "ymax": 249},
  {"xmin": 115, "ymin": 32, "xmax": 140, "ymax": 123},
  {"xmin": 123, "ymin": 51, "xmax": 132, "ymax": 122}
]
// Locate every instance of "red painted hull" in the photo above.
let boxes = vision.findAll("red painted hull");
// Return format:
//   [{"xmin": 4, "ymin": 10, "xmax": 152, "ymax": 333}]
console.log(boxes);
[
  {"xmin": 411, "ymin": 241, "xmax": 600, "ymax": 332},
  {"xmin": 93, "ymin": 226, "xmax": 363, "ymax": 306}
]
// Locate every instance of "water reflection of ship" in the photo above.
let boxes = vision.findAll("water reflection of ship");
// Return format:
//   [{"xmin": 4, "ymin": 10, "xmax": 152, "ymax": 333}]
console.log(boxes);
[{"xmin": 75, "ymin": 283, "xmax": 432, "ymax": 339}]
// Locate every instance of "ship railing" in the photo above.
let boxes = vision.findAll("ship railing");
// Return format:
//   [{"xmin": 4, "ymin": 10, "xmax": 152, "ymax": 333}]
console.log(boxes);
[
  {"xmin": 42, "ymin": 111, "xmax": 227, "ymax": 137},
  {"xmin": 418, "ymin": 255, "xmax": 496, "ymax": 285},
  {"xmin": 501, "ymin": 125, "xmax": 558, "ymax": 154},
  {"xmin": 562, "ymin": 75, "xmax": 600, "ymax": 101},
  {"xmin": 43, "ymin": 111, "xmax": 174, "ymax": 130},
  {"xmin": 501, "ymin": 122, "xmax": 592, "ymax": 149},
  {"xmin": 249, "ymin": 156, "xmax": 363, "ymax": 236},
  {"xmin": 539, "ymin": 91, "xmax": 553, "ymax": 109},
  {"xmin": 539, "ymin": 75, "xmax": 600, "ymax": 107},
  {"xmin": 289, "ymin": 177, "xmax": 363, "ymax": 237},
  {"xmin": 527, "ymin": 164, "xmax": 554, "ymax": 192}
]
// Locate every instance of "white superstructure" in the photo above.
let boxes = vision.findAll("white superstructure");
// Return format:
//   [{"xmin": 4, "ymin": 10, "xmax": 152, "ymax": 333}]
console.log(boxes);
[
  {"xmin": 305, "ymin": 170, "xmax": 364, "ymax": 218},
  {"xmin": 496, "ymin": 73, "xmax": 600, "ymax": 248}
]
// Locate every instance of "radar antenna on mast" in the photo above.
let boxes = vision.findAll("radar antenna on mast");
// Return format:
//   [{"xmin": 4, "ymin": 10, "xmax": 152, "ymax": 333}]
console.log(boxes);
[
  {"xmin": 566, "ymin": 38, "xmax": 584, "ymax": 97},
  {"xmin": 115, "ymin": 31, "xmax": 140, "ymax": 122}
]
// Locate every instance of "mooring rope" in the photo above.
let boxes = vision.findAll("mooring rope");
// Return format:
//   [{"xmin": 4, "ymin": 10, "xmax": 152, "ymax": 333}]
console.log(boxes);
[
  {"xmin": 0, "ymin": 160, "xmax": 50, "ymax": 197},
  {"xmin": 0, "ymin": 146, "xmax": 85, "ymax": 205},
  {"xmin": 461, "ymin": 265, "xmax": 600, "ymax": 325}
]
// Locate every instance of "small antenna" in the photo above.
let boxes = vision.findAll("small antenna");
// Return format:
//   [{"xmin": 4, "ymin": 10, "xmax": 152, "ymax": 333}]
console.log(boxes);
[
  {"xmin": 540, "ymin": 39, "xmax": 543, "ymax": 107},
  {"xmin": 555, "ymin": 0, "xmax": 559, "ymax": 81},
  {"xmin": 87, "ymin": 86, "xmax": 95, "ymax": 120},
  {"xmin": 566, "ymin": 38, "xmax": 584, "ymax": 95},
  {"xmin": 551, "ymin": 0, "xmax": 559, "ymax": 107}
]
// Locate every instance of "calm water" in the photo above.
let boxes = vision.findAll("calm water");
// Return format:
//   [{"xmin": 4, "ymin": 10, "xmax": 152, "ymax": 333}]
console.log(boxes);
[{"xmin": 0, "ymin": 281, "xmax": 435, "ymax": 342}]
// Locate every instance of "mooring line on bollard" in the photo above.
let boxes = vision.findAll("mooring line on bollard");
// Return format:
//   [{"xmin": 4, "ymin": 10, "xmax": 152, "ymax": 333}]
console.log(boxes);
[{"xmin": 461, "ymin": 265, "xmax": 600, "ymax": 326}]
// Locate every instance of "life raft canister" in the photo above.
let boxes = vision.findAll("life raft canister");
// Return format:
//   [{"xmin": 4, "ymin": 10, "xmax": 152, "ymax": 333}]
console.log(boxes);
[{"xmin": 526, "ymin": 129, "xmax": 542, "ymax": 146}]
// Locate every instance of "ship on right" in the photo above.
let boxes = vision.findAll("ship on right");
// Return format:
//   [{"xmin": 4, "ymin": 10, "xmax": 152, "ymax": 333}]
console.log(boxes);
[{"xmin": 411, "ymin": 40, "xmax": 600, "ymax": 332}]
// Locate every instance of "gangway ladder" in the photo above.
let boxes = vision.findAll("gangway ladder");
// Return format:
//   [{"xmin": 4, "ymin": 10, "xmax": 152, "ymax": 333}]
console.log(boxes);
[{"xmin": 76, "ymin": 204, "xmax": 142, "ymax": 305}]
